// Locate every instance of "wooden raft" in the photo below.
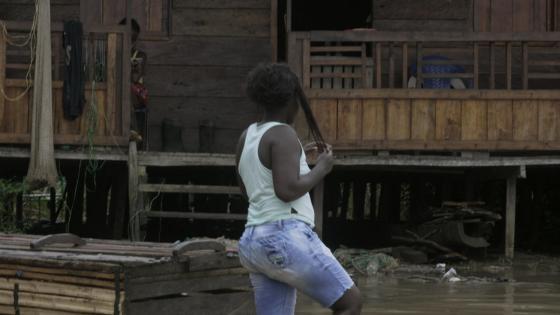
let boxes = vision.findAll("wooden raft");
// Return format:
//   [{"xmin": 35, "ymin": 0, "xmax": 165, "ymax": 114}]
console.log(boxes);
[{"xmin": 0, "ymin": 233, "xmax": 251, "ymax": 315}]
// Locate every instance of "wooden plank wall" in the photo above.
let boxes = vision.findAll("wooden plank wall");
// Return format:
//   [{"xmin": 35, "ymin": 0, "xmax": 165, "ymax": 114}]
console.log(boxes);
[
  {"xmin": 474, "ymin": 0, "xmax": 553, "ymax": 32},
  {"xmin": 296, "ymin": 95, "xmax": 560, "ymax": 151},
  {"xmin": 372, "ymin": 0, "xmax": 472, "ymax": 31},
  {"xmin": 140, "ymin": 0, "xmax": 272, "ymax": 152},
  {"xmin": 0, "ymin": 0, "xmax": 80, "ymax": 22}
]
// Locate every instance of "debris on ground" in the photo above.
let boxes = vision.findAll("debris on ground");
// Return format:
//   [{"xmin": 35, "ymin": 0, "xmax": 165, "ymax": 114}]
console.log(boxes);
[{"xmin": 334, "ymin": 248, "xmax": 399, "ymax": 275}]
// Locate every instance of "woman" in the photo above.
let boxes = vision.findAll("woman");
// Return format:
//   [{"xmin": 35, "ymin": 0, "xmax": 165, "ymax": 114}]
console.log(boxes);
[{"xmin": 236, "ymin": 63, "xmax": 362, "ymax": 315}]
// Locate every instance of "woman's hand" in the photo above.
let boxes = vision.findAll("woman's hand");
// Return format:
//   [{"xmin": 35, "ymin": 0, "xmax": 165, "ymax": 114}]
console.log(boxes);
[
  {"xmin": 315, "ymin": 146, "xmax": 334, "ymax": 175},
  {"xmin": 304, "ymin": 142, "xmax": 332, "ymax": 163}
]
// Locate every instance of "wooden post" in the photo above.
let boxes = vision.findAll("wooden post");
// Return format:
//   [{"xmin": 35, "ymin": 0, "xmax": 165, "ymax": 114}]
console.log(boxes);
[
  {"xmin": 505, "ymin": 174, "xmax": 517, "ymax": 260},
  {"xmin": 416, "ymin": 42, "xmax": 423, "ymax": 88},
  {"xmin": 122, "ymin": 22, "xmax": 131, "ymax": 136},
  {"xmin": 490, "ymin": 42, "xmax": 496, "ymax": 89},
  {"xmin": 506, "ymin": 42, "xmax": 512, "ymax": 90},
  {"xmin": 522, "ymin": 42, "xmax": 529, "ymax": 90},
  {"xmin": 402, "ymin": 43, "xmax": 408, "ymax": 88},
  {"xmin": 375, "ymin": 42, "xmax": 382, "ymax": 88},
  {"xmin": 15, "ymin": 193, "xmax": 23, "ymax": 230},
  {"xmin": 473, "ymin": 42, "xmax": 479, "ymax": 89},
  {"xmin": 0, "ymin": 30, "xmax": 5, "ymax": 120},
  {"xmin": 106, "ymin": 33, "xmax": 117, "ymax": 135},
  {"xmin": 361, "ymin": 43, "xmax": 368, "ymax": 88},
  {"xmin": 388, "ymin": 44, "xmax": 395, "ymax": 88},
  {"xmin": 313, "ymin": 180, "xmax": 325, "ymax": 239},
  {"xmin": 302, "ymin": 39, "xmax": 310, "ymax": 88},
  {"xmin": 49, "ymin": 187, "xmax": 56, "ymax": 224},
  {"xmin": 270, "ymin": 0, "xmax": 278, "ymax": 62},
  {"xmin": 128, "ymin": 141, "xmax": 140, "ymax": 241}
]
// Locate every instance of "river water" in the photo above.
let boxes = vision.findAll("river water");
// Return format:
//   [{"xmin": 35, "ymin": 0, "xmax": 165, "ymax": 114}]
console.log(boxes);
[{"xmin": 295, "ymin": 255, "xmax": 560, "ymax": 314}]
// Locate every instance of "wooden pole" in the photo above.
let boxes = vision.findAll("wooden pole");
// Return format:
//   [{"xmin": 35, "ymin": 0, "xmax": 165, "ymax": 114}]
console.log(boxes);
[
  {"xmin": 505, "ymin": 174, "xmax": 517, "ymax": 260},
  {"xmin": 0, "ymin": 29, "xmax": 6, "ymax": 118},
  {"xmin": 313, "ymin": 180, "xmax": 325, "ymax": 238},
  {"xmin": 128, "ymin": 141, "xmax": 140, "ymax": 241}
]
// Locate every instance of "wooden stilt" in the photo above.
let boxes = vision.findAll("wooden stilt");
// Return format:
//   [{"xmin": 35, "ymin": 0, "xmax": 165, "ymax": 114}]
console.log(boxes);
[
  {"xmin": 109, "ymin": 164, "xmax": 128, "ymax": 239},
  {"xmin": 312, "ymin": 180, "xmax": 325, "ymax": 239},
  {"xmin": 128, "ymin": 141, "xmax": 140, "ymax": 241},
  {"xmin": 49, "ymin": 187, "xmax": 56, "ymax": 224},
  {"xmin": 505, "ymin": 175, "xmax": 517, "ymax": 260}
]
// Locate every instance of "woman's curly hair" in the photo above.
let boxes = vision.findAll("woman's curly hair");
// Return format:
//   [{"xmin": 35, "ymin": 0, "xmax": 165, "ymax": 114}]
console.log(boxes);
[
  {"xmin": 246, "ymin": 63, "xmax": 298, "ymax": 111},
  {"xmin": 246, "ymin": 63, "xmax": 326, "ymax": 151}
]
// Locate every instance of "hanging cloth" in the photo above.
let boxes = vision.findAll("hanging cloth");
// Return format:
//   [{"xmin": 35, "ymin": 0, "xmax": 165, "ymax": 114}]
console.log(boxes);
[
  {"xmin": 62, "ymin": 20, "xmax": 84, "ymax": 120},
  {"xmin": 26, "ymin": 0, "xmax": 58, "ymax": 189}
]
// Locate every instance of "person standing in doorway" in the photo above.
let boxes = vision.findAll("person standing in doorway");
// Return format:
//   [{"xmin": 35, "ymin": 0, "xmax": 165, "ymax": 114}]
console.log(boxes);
[{"xmin": 236, "ymin": 63, "xmax": 362, "ymax": 315}]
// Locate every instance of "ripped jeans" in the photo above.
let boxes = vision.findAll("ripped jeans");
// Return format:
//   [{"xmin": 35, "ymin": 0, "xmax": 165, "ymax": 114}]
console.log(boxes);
[{"xmin": 238, "ymin": 219, "xmax": 354, "ymax": 315}]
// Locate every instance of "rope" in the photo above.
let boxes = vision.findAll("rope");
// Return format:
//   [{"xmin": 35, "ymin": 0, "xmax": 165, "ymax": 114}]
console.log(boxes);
[{"xmin": 0, "ymin": 0, "xmax": 39, "ymax": 102}]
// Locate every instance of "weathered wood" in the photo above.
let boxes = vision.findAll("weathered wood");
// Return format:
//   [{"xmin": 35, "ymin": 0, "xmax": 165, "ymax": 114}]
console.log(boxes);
[
  {"xmin": 139, "ymin": 184, "xmax": 241, "ymax": 195},
  {"xmin": 513, "ymin": 100, "xmax": 539, "ymax": 141},
  {"xmin": 411, "ymin": 99, "xmax": 435, "ymax": 140},
  {"xmin": 138, "ymin": 152, "xmax": 235, "ymax": 167},
  {"xmin": 473, "ymin": 43, "xmax": 479, "ymax": 88},
  {"xmin": 506, "ymin": 42, "xmax": 512, "ymax": 89},
  {"xmin": 387, "ymin": 99, "xmax": 411, "ymax": 140},
  {"xmin": 309, "ymin": 99, "xmax": 337, "ymax": 143},
  {"xmin": 106, "ymin": 33, "xmax": 117, "ymax": 136},
  {"xmin": 538, "ymin": 100, "xmax": 559, "ymax": 142},
  {"xmin": 505, "ymin": 174, "xmax": 517, "ymax": 260},
  {"xmin": 402, "ymin": 43, "xmax": 408, "ymax": 88},
  {"xmin": 305, "ymin": 89, "xmax": 560, "ymax": 100},
  {"xmin": 523, "ymin": 42, "xmax": 529, "ymax": 89},
  {"xmin": 373, "ymin": 0, "xmax": 470, "ymax": 20},
  {"xmin": 337, "ymin": 99, "xmax": 362, "ymax": 141},
  {"xmin": 302, "ymin": 39, "xmax": 310, "ymax": 88},
  {"xmin": 461, "ymin": 100, "xmax": 487, "ymax": 141},
  {"xmin": 142, "ymin": 37, "xmax": 271, "ymax": 66},
  {"xmin": 147, "ymin": 66, "xmax": 251, "ymax": 98},
  {"xmin": 0, "ymin": 31, "xmax": 5, "ymax": 124},
  {"xmin": 270, "ymin": 0, "xmax": 278, "ymax": 62},
  {"xmin": 376, "ymin": 42, "xmax": 382, "ymax": 88},
  {"xmin": 172, "ymin": 8, "xmax": 270, "ymax": 37},
  {"xmin": 487, "ymin": 100, "xmax": 513, "ymax": 141},
  {"xmin": 0, "ymin": 289, "xmax": 114, "ymax": 314},
  {"xmin": 490, "ymin": 42, "xmax": 496, "ymax": 89},
  {"xmin": 173, "ymin": 0, "xmax": 270, "ymax": 9},
  {"xmin": 362, "ymin": 99, "xmax": 386, "ymax": 141},
  {"xmin": 146, "ymin": 211, "xmax": 246, "ymax": 221},
  {"xmin": 435, "ymin": 99, "xmax": 461, "ymax": 141},
  {"xmin": 128, "ymin": 141, "xmax": 140, "ymax": 241},
  {"xmin": 30, "ymin": 234, "xmax": 86, "ymax": 250}
]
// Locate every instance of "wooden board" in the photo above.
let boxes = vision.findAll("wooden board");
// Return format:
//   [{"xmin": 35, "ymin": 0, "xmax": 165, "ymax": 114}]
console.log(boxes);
[
  {"xmin": 435, "ymin": 99, "xmax": 461, "ymax": 141},
  {"xmin": 309, "ymin": 99, "xmax": 337, "ymax": 143},
  {"xmin": 538, "ymin": 100, "xmax": 559, "ymax": 141},
  {"xmin": 386, "ymin": 99, "xmax": 411, "ymax": 140},
  {"xmin": 461, "ymin": 100, "xmax": 487, "ymax": 141},
  {"xmin": 172, "ymin": 8, "xmax": 270, "ymax": 37},
  {"xmin": 337, "ymin": 99, "xmax": 362, "ymax": 142},
  {"xmin": 362, "ymin": 99, "xmax": 386, "ymax": 141},
  {"xmin": 487, "ymin": 100, "xmax": 513, "ymax": 140},
  {"xmin": 142, "ymin": 37, "xmax": 271, "ymax": 66},
  {"xmin": 513, "ymin": 100, "xmax": 539, "ymax": 141},
  {"xmin": 146, "ymin": 66, "xmax": 251, "ymax": 98},
  {"xmin": 174, "ymin": 0, "xmax": 271, "ymax": 9},
  {"xmin": 410, "ymin": 99, "xmax": 435, "ymax": 140}
]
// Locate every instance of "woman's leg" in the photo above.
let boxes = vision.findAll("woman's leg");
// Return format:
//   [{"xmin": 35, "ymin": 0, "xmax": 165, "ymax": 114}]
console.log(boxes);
[
  {"xmin": 330, "ymin": 285, "xmax": 362, "ymax": 315},
  {"xmin": 250, "ymin": 272, "xmax": 297, "ymax": 315}
]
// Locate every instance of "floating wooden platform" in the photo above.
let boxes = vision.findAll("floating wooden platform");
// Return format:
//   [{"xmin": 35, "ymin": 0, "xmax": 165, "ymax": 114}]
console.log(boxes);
[{"xmin": 0, "ymin": 233, "xmax": 251, "ymax": 315}]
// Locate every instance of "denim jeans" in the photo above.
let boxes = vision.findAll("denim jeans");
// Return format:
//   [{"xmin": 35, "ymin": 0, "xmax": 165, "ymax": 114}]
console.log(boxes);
[{"xmin": 238, "ymin": 219, "xmax": 354, "ymax": 315}]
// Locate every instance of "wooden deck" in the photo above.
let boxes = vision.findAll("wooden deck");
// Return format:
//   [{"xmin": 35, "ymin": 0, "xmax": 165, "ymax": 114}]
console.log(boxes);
[{"xmin": 289, "ymin": 31, "xmax": 560, "ymax": 152}]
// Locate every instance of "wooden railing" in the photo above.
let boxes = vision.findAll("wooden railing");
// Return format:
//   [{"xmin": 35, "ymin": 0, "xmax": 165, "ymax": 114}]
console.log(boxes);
[
  {"xmin": 288, "ymin": 31, "xmax": 560, "ymax": 152},
  {"xmin": 289, "ymin": 31, "xmax": 560, "ymax": 90},
  {"xmin": 0, "ymin": 21, "xmax": 130, "ymax": 146}
]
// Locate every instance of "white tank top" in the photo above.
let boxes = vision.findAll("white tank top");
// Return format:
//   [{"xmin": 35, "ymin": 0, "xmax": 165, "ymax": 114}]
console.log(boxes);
[{"xmin": 238, "ymin": 122, "xmax": 315, "ymax": 227}]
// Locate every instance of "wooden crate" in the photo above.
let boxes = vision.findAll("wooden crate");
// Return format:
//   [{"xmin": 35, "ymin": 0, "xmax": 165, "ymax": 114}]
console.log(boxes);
[{"xmin": 0, "ymin": 233, "xmax": 252, "ymax": 315}]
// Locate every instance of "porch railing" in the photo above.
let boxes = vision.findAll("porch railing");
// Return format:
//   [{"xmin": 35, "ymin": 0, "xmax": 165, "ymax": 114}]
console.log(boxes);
[{"xmin": 288, "ymin": 31, "xmax": 560, "ymax": 90}]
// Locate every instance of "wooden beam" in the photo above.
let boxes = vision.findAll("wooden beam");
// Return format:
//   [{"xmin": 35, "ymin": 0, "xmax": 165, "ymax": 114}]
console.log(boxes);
[
  {"xmin": 306, "ymin": 31, "xmax": 560, "ymax": 42},
  {"xmin": 106, "ymin": 33, "xmax": 117, "ymax": 136},
  {"xmin": 302, "ymin": 39, "xmax": 310, "ymax": 88},
  {"xmin": 146, "ymin": 211, "xmax": 247, "ymax": 220},
  {"xmin": 304, "ymin": 88, "xmax": 560, "ymax": 100},
  {"xmin": 139, "ymin": 184, "xmax": 241, "ymax": 195},
  {"xmin": 505, "ymin": 175, "xmax": 517, "ymax": 260},
  {"xmin": 138, "ymin": 152, "xmax": 235, "ymax": 166},
  {"xmin": 271, "ymin": 0, "xmax": 278, "ymax": 62}
]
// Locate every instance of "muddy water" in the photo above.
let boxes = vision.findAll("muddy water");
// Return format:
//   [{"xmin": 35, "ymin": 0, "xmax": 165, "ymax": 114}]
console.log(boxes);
[{"xmin": 295, "ymin": 259, "xmax": 560, "ymax": 314}]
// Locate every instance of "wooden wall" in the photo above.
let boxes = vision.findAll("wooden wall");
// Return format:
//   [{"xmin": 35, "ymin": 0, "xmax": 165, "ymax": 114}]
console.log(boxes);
[
  {"xmin": 142, "ymin": 0, "xmax": 272, "ymax": 152},
  {"xmin": 0, "ymin": 0, "xmax": 80, "ymax": 22},
  {"xmin": 295, "ymin": 90, "xmax": 560, "ymax": 151},
  {"xmin": 372, "ymin": 0, "xmax": 472, "ymax": 31}
]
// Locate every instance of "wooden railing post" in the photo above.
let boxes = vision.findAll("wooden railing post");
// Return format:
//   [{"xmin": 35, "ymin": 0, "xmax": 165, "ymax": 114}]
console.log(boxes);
[
  {"xmin": 490, "ymin": 42, "xmax": 496, "ymax": 89},
  {"xmin": 0, "ymin": 30, "xmax": 5, "ymax": 118},
  {"xmin": 473, "ymin": 42, "xmax": 479, "ymax": 89},
  {"xmin": 506, "ymin": 42, "xmax": 512, "ymax": 90},
  {"xmin": 302, "ymin": 38, "xmax": 310, "ymax": 88},
  {"xmin": 375, "ymin": 42, "xmax": 382, "ymax": 88},
  {"xmin": 522, "ymin": 42, "xmax": 529, "ymax": 90},
  {"xmin": 416, "ymin": 42, "xmax": 423, "ymax": 88},
  {"xmin": 128, "ymin": 140, "xmax": 140, "ymax": 241},
  {"xmin": 106, "ymin": 33, "xmax": 117, "ymax": 135},
  {"xmin": 122, "ymin": 27, "xmax": 131, "ymax": 137},
  {"xmin": 402, "ymin": 43, "xmax": 408, "ymax": 88}
]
